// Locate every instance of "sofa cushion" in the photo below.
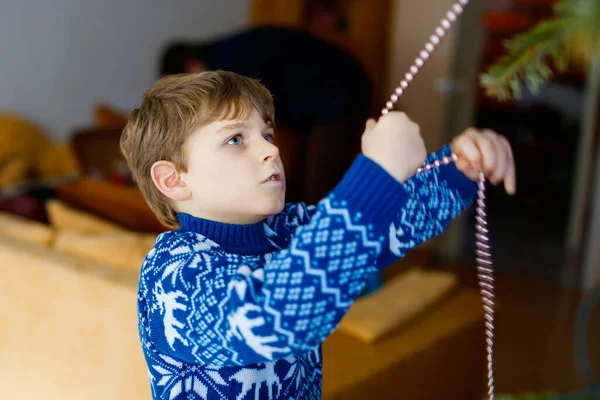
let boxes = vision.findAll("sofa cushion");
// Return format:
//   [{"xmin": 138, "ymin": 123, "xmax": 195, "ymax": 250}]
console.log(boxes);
[
  {"xmin": 53, "ymin": 229, "xmax": 156, "ymax": 273},
  {"xmin": 46, "ymin": 199, "xmax": 121, "ymax": 234},
  {"xmin": 0, "ymin": 212, "xmax": 54, "ymax": 247}
]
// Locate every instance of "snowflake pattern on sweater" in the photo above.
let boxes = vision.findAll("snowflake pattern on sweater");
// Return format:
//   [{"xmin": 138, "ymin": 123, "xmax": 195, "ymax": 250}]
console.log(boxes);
[{"xmin": 138, "ymin": 145, "xmax": 478, "ymax": 399}]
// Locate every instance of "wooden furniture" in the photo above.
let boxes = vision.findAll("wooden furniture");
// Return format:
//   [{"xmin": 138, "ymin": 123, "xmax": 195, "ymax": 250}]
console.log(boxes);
[
  {"xmin": 55, "ymin": 178, "xmax": 165, "ymax": 233},
  {"xmin": 250, "ymin": 0, "xmax": 393, "ymax": 110},
  {"xmin": 322, "ymin": 287, "xmax": 487, "ymax": 399},
  {"xmin": 70, "ymin": 127, "xmax": 128, "ymax": 180}
]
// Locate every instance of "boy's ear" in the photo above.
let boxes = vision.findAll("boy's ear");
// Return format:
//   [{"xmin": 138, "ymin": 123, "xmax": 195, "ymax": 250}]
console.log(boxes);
[{"xmin": 151, "ymin": 161, "xmax": 191, "ymax": 201}]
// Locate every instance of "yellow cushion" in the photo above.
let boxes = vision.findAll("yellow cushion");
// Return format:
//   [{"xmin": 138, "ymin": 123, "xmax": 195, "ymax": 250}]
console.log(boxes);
[
  {"xmin": 53, "ymin": 229, "xmax": 156, "ymax": 273},
  {"xmin": 337, "ymin": 267, "xmax": 458, "ymax": 343},
  {"xmin": 46, "ymin": 200, "xmax": 121, "ymax": 234},
  {"xmin": 0, "ymin": 113, "xmax": 78, "ymax": 187},
  {"xmin": 0, "ymin": 212, "xmax": 54, "ymax": 247}
]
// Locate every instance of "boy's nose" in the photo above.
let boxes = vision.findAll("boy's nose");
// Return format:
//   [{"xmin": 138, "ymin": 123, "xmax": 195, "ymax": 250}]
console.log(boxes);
[{"xmin": 259, "ymin": 141, "xmax": 280, "ymax": 163}]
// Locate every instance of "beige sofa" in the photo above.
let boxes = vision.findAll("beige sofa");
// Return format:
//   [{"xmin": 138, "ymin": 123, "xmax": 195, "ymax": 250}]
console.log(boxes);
[{"xmin": 0, "ymin": 203, "xmax": 153, "ymax": 399}]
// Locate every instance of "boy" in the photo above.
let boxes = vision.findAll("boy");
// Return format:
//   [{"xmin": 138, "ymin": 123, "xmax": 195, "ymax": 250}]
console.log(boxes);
[{"xmin": 120, "ymin": 71, "xmax": 515, "ymax": 400}]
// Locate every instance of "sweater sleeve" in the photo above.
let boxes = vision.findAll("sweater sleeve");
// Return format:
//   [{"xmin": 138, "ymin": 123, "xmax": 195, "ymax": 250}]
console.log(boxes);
[
  {"xmin": 376, "ymin": 144, "xmax": 478, "ymax": 268},
  {"xmin": 143, "ymin": 155, "xmax": 412, "ymax": 367},
  {"xmin": 266, "ymin": 145, "xmax": 478, "ymax": 267}
]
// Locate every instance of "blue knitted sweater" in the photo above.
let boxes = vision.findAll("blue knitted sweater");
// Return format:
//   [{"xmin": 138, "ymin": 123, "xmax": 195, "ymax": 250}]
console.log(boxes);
[{"xmin": 138, "ymin": 145, "xmax": 478, "ymax": 399}]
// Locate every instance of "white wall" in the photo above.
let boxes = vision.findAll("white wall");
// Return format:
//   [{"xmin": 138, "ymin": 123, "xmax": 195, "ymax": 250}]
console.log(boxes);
[
  {"xmin": 0, "ymin": 0, "xmax": 249, "ymax": 142},
  {"xmin": 387, "ymin": 0, "xmax": 459, "ymax": 151}
]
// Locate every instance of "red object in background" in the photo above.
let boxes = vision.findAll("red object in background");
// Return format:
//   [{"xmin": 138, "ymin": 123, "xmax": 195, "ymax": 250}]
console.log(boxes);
[
  {"xmin": 511, "ymin": 0, "xmax": 558, "ymax": 6},
  {"xmin": 0, "ymin": 193, "xmax": 48, "ymax": 223},
  {"xmin": 483, "ymin": 10, "xmax": 536, "ymax": 33},
  {"xmin": 109, "ymin": 175, "xmax": 127, "ymax": 187}
]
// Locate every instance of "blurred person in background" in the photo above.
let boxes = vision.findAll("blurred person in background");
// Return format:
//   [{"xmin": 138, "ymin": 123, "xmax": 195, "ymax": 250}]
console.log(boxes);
[{"xmin": 160, "ymin": 26, "xmax": 371, "ymax": 130}]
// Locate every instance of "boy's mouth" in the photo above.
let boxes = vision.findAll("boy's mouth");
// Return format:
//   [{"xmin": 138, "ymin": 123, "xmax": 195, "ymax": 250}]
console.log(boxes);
[{"xmin": 263, "ymin": 172, "xmax": 282, "ymax": 183}]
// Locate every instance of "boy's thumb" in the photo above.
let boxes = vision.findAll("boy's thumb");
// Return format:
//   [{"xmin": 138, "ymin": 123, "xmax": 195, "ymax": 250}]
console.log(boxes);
[{"xmin": 364, "ymin": 118, "xmax": 376, "ymax": 133}]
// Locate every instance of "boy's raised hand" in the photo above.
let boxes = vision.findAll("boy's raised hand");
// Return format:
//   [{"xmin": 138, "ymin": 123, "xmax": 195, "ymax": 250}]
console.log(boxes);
[
  {"xmin": 451, "ymin": 128, "xmax": 517, "ymax": 195},
  {"xmin": 361, "ymin": 111, "xmax": 427, "ymax": 184}
]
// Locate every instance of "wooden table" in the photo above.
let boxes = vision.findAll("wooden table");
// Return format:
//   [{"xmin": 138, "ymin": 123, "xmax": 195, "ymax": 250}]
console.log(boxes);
[{"xmin": 322, "ymin": 288, "xmax": 488, "ymax": 399}]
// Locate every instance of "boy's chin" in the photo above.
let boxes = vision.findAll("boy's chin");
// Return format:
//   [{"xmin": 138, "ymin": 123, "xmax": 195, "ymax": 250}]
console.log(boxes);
[
  {"xmin": 254, "ymin": 198, "xmax": 285, "ymax": 218},
  {"xmin": 261, "ymin": 201, "xmax": 285, "ymax": 217}
]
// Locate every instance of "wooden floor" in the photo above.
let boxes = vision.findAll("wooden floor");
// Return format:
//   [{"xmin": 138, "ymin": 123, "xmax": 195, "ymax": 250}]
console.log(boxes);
[
  {"xmin": 389, "ymin": 250, "xmax": 600, "ymax": 396},
  {"xmin": 456, "ymin": 267, "xmax": 599, "ymax": 395}
]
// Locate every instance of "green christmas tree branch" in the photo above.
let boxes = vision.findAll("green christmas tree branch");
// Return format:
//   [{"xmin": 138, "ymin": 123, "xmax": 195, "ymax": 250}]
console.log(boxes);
[{"xmin": 479, "ymin": 0, "xmax": 600, "ymax": 101}]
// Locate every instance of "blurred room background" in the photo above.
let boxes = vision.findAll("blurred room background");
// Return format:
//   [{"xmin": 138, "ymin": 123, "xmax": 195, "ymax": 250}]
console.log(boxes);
[{"xmin": 0, "ymin": 0, "xmax": 598, "ymax": 398}]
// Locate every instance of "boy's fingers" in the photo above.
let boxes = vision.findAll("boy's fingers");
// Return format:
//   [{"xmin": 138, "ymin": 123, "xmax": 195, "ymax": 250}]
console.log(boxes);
[
  {"xmin": 455, "ymin": 157, "xmax": 469, "ymax": 171},
  {"xmin": 501, "ymin": 136, "xmax": 517, "ymax": 194},
  {"xmin": 473, "ymin": 130, "xmax": 497, "ymax": 178},
  {"xmin": 504, "ymin": 163, "xmax": 517, "ymax": 195},
  {"xmin": 364, "ymin": 118, "xmax": 376, "ymax": 133},
  {"xmin": 492, "ymin": 134, "xmax": 516, "ymax": 193},
  {"xmin": 455, "ymin": 157, "xmax": 480, "ymax": 180},
  {"xmin": 452, "ymin": 132, "xmax": 481, "ymax": 171},
  {"xmin": 455, "ymin": 129, "xmax": 516, "ymax": 191},
  {"xmin": 485, "ymin": 131, "xmax": 507, "ymax": 184}
]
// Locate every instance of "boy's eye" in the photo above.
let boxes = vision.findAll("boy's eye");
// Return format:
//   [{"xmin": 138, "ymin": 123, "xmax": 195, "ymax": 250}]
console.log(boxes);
[
  {"xmin": 264, "ymin": 134, "xmax": 275, "ymax": 143},
  {"xmin": 227, "ymin": 135, "xmax": 243, "ymax": 145}
]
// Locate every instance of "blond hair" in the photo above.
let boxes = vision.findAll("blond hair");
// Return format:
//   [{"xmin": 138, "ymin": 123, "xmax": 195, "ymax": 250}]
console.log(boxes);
[{"xmin": 120, "ymin": 71, "xmax": 275, "ymax": 228}]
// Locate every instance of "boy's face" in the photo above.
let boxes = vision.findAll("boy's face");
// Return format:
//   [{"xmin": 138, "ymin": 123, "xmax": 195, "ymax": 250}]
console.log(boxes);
[{"xmin": 180, "ymin": 108, "xmax": 285, "ymax": 224}]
